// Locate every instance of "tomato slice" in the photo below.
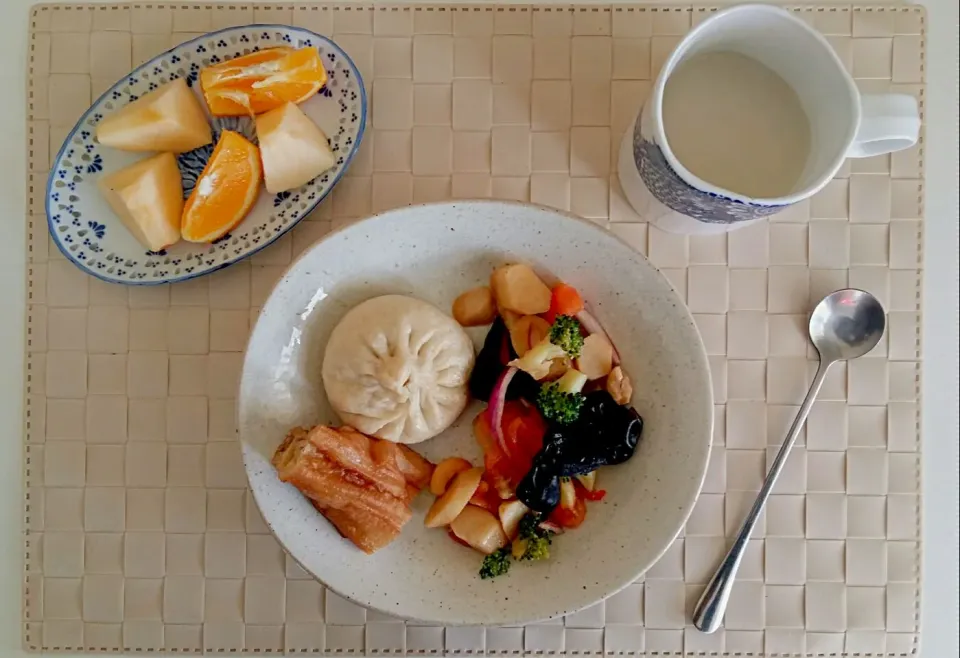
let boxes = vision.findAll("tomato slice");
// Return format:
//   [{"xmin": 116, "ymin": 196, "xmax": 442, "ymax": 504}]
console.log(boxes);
[
  {"xmin": 476, "ymin": 403, "xmax": 548, "ymax": 493},
  {"xmin": 582, "ymin": 488, "xmax": 607, "ymax": 502},
  {"xmin": 500, "ymin": 401, "xmax": 546, "ymax": 479},
  {"xmin": 473, "ymin": 411, "xmax": 497, "ymax": 453},
  {"xmin": 549, "ymin": 495, "xmax": 587, "ymax": 529},
  {"xmin": 469, "ymin": 481, "xmax": 502, "ymax": 512},
  {"xmin": 475, "ymin": 411, "xmax": 522, "ymax": 493},
  {"xmin": 573, "ymin": 478, "xmax": 607, "ymax": 502}
]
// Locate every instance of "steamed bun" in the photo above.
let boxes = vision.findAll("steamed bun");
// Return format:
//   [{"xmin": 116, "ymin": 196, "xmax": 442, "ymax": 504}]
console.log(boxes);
[{"xmin": 321, "ymin": 295, "xmax": 475, "ymax": 444}]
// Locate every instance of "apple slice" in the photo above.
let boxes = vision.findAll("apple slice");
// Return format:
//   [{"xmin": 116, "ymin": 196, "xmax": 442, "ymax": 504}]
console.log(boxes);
[
  {"xmin": 97, "ymin": 152, "xmax": 183, "ymax": 252},
  {"xmin": 256, "ymin": 102, "xmax": 336, "ymax": 194},
  {"xmin": 96, "ymin": 78, "xmax": 213, "ymax": 153}
]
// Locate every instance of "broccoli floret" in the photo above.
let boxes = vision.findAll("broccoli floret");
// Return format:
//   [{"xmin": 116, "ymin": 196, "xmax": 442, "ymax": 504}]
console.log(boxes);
[
  {"xmin": 518, "ymin": 513, "xmax": 541, "ymax": 540},
  {"xmin": 537, "ymin": 383, "xmax": 585, "ymax": 424},
  {"xmin": 479, "ymin": 547, "xmax": 513, "ymax": 579},
  {"xmin": 536, "ymin": 368, "xmax": 587, "ymax": 424},
  {"xmin": 549, "ymin": 315, "xmax": 585, "ymax": 358},
  {"xmin": 510, "ymin": 318, "xmax": 584, "ymax": 381},
  {"xmin": 520, "ymin": 535, "xmax": 552, "ymax": 561},
  {"xmin": 514, "ymin": 514, "xmax": 554, "ymax": 561}
]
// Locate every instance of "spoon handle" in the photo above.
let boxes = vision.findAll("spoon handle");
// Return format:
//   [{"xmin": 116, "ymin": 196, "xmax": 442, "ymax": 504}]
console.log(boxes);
[{"xmin": 692, "ymin": 360, "xmax": 832, "ymax": 633}]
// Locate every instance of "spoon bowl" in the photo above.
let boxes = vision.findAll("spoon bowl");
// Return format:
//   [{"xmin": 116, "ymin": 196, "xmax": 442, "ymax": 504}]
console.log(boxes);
[{"xmin": 809, "ymin": 288, "xmax": 886, "ymax": 362}]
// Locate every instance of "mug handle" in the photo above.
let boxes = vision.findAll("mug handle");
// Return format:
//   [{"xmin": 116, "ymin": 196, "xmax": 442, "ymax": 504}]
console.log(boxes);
[{"xmin": 846, "ymin": 93, "xmax": 921, "ymax": 158}]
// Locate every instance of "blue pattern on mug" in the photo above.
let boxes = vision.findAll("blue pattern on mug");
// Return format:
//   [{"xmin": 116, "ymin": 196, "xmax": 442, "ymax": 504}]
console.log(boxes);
[{"xmin": 631, "ymin": 118, "xmax": 786, "ymax": 225}]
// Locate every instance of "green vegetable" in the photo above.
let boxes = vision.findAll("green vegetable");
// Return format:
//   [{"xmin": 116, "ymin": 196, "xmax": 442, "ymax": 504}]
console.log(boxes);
[
  {"xmin": 549, "ymin": 315, "xmax": 585, "ymax": 358},
  {"xmin": 515, "ymin": 514, "xmax": 554, "ymax": 561},
  {"xmin": 536, "ymin": 368, "xmax": 587, "ymax": 424},
  {"xmin": 520, "ymin": 534, "xmax": 552, "ymax": 561},
  {"xmin": 517, "ymin": 513, "xmax": 540, "ymax": 539},
  {"xmin": 479, "ymin": 547, "xmax": 513, "ymax": 579},
  {"xmin": 537, "ymin": 384, "xmax": 585, "ymax": 424},
  {"xmin": 510, "ymin": 317, "xmax": 585, "ymax": 381}
]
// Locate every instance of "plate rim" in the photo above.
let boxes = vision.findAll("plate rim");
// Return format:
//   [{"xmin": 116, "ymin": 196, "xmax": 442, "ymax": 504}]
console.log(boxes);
[
  {"xmin": 239, "ymin": 199, "xmax": 715, "ymax": 626},
  {"xmin": 44, "ymin": 23, "xmax": 368, "ymax": 287}
]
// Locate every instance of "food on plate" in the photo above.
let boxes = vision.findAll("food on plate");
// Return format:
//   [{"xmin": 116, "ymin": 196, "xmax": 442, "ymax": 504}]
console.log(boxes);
[
  {"xmin": 421, "ymin": 268, "xmax": 644, "ymax": 579},
  {"xmin": 200, "ymin": 46, "xmax": 328, "ymax": 116},
  {"xmin": 97, "ymin": 152, "xmax": 183, "ymax": 251},
  {"xmin": 424, "ymin": 466, "xmax": 483, "ymax": 528},
  {"xmin": 256, "ymin": 102, "xmax": 336, "ymax": 194},
  {"xmin": 535, "ymin": 368, "xmax": 588, "ymax": 424},
  {"xmin": 507, "ymin": 314, "xmax": 584, "ymax": 380},
  {"xmin": 544, "ymin": 283, "xmax": 584, "ymax": 323},
  {"xmin": 452, "ymin": 286, "xmax": 497, "ymax": 327},
  {"xmin": 271, "ymin": 266, "xmax": 642, "ymax": 577},
  {"xmin": 575, "ymin": 471, "xmax": 597, "ymax": 492},
  {"xmin": 576, "ymin": 334, "xmax": 615, "ymax": 380},
  {"xmin": 429, "ymin": 457, "xmax": 473, "ymax": 496},
  {"xmin": 392, "ymin": 439, "xmax": 435, "ymax": 495},
  {"xmin": 606, "ymin": 366, "xmax": 633, "ymax": 405},
  {"xmin": 469, "ymin": 318, "xmax": 540, "ymax": 403},
  {"xmin": 490, "ymin": 264, "xmax": 552, "ymax": 315},
  {"xmin": 95, "ymin": 78, "xmax": 213, "ymax": 153},
  {"xmin": 507, "ymin": 314, "xmax": 551, "ymax": 358},
  {"xmin": 479, "ymin": 546, "xmax": 513, "ymax": 579},
  {"xmin": 510, "ymin": 512, "xmax": 554, "ymax": 561},
  {"xmin": 497, "ymin": 499, "xmax": 528, "ymax": 539},
  {"xmin": 272, "ymin": 425, "xmax": 433, "ymax": 554},
  {"xmin": 517, "ymin": 391, "xmax": 642, "ymax": 513},
  {"xmin": 322, "ymin": 295, "xmax": 475, "ymax": 444},
  {"xmin": 449, "ymin": 505, "xmax": 508, "ymax": 554},
  {"xmin": 180, "ymin": 130, "xmax": 262, "ymax": 243}
]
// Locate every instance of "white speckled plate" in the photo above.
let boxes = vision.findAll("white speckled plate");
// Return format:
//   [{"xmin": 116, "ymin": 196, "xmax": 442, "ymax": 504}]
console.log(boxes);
[
  {"xmin": 238, "ymin": 201, "xmax": 713, "ymax": 626},
  {"xmin": 46, "ymin": 24, "xmax": 365, "ymax": 285}
]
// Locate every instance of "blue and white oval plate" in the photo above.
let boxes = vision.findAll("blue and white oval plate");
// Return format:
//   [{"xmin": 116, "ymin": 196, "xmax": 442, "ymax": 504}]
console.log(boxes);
[{"xmin": 46, "ymin": 25, "xmax": 367, "ymax": 285}]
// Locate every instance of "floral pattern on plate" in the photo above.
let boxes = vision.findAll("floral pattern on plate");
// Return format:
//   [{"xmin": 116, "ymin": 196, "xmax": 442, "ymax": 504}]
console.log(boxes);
[{"xmin": 46, "ymin": 24, "xmax": 367, "ymax": 285}]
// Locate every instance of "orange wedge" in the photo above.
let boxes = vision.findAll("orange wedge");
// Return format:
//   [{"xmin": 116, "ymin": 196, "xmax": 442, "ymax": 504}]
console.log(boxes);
[
  {"xmin": 200, "ymin": 47, "xmax": 328, "ymax": 117},
  {"xmin": 181, "ymin": 130, "xmax": 261, "ymax": 243}
]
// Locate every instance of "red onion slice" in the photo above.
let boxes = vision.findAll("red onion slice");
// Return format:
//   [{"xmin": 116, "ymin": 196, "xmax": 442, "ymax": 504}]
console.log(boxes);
[
  {"xmin": 575, "ymin": 308, "xmax": 622, "ymax": 365},
  {"xmin": 488, "ymin": 366, "xmax": 518, "ymax": 458}
]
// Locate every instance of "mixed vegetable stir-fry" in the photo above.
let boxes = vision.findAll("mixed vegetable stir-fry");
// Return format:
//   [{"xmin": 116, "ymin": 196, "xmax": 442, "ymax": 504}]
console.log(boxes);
[{"xmin": 423, "ymin": 264, "xmax": 644, "ymax": 579}]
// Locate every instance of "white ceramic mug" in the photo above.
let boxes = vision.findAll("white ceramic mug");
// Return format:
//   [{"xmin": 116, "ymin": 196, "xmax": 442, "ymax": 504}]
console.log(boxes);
[{"xmin": 617, "ymin": 4, "xmax": 922, "ymax": 234}]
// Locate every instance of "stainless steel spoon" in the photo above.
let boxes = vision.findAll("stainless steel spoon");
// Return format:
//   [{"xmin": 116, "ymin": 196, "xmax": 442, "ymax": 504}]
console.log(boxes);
[{"xmin": 692, "ymin": 288, "xmax": 886, "ymax": 634}]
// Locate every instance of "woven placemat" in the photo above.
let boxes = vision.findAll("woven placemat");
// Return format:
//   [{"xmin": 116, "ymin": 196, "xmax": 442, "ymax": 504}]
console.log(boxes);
[{"xmin": 23, "ymin": 3, "xmax": 925, "ymax": 655}]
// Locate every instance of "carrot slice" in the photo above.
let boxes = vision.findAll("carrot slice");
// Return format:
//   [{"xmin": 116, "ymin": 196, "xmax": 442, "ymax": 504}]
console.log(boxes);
[{"xmin": 545, "ymin": 283, "xmax": 585, "ymax": 322}]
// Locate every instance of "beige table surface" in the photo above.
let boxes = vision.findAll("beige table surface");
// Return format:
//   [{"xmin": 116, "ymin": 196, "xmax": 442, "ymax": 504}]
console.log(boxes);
[{"xmin": 0, "ymin": 1, "xmax": 956, "ymax": 657}]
